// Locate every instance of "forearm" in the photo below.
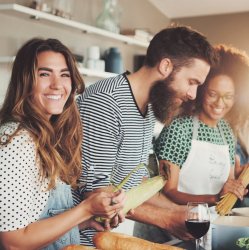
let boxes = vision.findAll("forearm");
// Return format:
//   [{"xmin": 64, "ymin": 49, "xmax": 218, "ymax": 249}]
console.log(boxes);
[
  {"xmin": 145, "ymin": 191, "xmax": 178, "ymax": 209},
  {"xmin": 127, "ymin": 198, "xmax": 191, "ymax": 240},
  {"xmin": 0, "ymin": 202, "xmax": 92, "ymax": 250},
  {"xmin": 165, "ymin": 189, "xmax": 218, "ymax": 205},
  {"xmin": 129, "ymin": 202, "xmax": 174, "ymax": 229},
  {"xmin": 127, "ymin": 191, "xmax": 179, "ymax": 227}
]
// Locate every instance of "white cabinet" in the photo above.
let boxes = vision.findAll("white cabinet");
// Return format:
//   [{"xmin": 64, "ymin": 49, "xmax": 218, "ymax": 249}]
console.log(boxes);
[{"xmin": 0, "ymin": 3, "xmax": 148, "ymax": 79}]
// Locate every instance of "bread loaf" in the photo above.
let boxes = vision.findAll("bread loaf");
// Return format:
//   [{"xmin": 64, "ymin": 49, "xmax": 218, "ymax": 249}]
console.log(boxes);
[
  {"xmin": 61, "ymin": 245, "xmax": 99, "ymax": 250},
  {"xmin": 93, "ymin": 232, "xmax": 183, "ymax": 250}
]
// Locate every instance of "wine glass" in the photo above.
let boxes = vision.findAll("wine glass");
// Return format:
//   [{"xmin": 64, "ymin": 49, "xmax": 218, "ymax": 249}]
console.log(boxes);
[{"xmin": 185, "ymin": 202, "xmax": 210, "ymax": 250}]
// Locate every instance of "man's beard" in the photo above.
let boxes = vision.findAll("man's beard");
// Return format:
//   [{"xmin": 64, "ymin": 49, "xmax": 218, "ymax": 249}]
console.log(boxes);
[{"xmin": 149, "ymin": 77, "xmax": 182, "ymax": 125}]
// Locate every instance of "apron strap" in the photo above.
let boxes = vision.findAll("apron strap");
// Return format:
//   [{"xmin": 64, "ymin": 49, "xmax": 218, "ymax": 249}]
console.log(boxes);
[
  {"xmin": 217, "ymin": 121, "xmax": 228, "ymax": 145},
  {"xmin": 193, "ymin": 116, "xmax": 199, "ymax": 140}
]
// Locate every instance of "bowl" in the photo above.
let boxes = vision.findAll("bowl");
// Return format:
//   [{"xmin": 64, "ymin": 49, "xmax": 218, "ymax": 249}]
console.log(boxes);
[
  {"xmin": 212, "ymin": 216, "xmax": 249, "ymax": 250},
  {"xmin": 232, "ymin": 207, "xmax": 249, "ymax": 217}
]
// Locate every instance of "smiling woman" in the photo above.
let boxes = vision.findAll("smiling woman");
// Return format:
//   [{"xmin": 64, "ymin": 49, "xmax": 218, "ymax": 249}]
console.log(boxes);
[
  {"xmin": 34, "ymin": 51, "xmax": 72, "ymax": 119},
  {"xmin": 0, "ymin": 38, "xmax": 126, "ymax": 250},
  {"xmin": 199, "ymin": 74, "xmax": 235, "ymax": 127}
]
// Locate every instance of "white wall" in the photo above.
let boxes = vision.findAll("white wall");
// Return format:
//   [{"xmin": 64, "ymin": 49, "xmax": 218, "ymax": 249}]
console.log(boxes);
[{"xmin": 173, "ymin": 11, "xmax": 249, "ymax": 55}]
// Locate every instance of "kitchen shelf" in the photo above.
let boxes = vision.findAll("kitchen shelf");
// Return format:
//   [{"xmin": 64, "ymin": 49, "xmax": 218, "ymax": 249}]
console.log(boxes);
[
  {"xmin": 78, "ymin": 67, "xmax": 117, "ymax": 78},
  {"xmin": 0, "ymin": 3, "xmax": 149, "ymax": 48},
  {"xmin": 0, "ymin": 56, "xmax": 117, "ymax": 79}
]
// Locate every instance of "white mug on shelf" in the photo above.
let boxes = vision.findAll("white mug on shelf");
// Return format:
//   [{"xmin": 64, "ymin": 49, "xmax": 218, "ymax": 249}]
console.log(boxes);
[
  {"xmin": 87, "ymin": 46, "xmax": 100, "ymax": 60},
  {"xmin": 95, "ymin": 59, "xmax": 105, "ymax": 72},
  {"xmin": 86, "ymin": 59, "xmax": 105, "ymax": 72},
  {"xmin": 86, "ymin": 59, "xmax": 95, "ymax": 70}
]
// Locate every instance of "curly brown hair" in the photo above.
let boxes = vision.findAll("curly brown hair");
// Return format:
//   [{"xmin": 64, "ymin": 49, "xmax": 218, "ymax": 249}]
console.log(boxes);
[
  {"xmin": 0, "ymin": 38, "xmax": 85, "ymax": 189},
  {"xmin": 180, "ymin": 44, "xmax": 249, "ymax": 134}
]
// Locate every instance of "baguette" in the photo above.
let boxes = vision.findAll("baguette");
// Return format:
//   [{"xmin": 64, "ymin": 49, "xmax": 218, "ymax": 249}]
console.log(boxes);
[
  {"xmin": 93, "ymin": 231, "xmax": 183, "ymax": 250},
  {"xmin": 61, "ymin": 245, "xmax": 99, "ymax": 250}
]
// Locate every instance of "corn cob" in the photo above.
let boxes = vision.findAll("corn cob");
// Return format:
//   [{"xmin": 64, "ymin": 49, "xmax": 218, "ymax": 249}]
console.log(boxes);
[
  {"xmin": 216, "ymin": 165, "xmax": 249, "ymax": 215},
  {"xmin": 95, "ymin": 163, "xmax": 167, "ymax": 222},
  {"xmin": 122, "ymin": 175, "xmax": 166, "ymax": 214}
]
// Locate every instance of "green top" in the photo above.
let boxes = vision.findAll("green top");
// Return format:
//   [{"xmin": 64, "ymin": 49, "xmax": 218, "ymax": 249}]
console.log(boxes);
[{"xmin": 155, "ymin": 116, "xmax": 235, "ymax": 168}]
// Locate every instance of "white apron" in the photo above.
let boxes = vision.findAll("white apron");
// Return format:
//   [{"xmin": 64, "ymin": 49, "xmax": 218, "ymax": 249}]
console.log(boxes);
[{"xmin": 178, "ymin": 117, "xmax": 231, "ymax": 195}]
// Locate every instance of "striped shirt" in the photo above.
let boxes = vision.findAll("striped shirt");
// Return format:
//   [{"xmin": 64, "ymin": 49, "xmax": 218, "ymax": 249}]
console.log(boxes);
[{"xmin": 72, "ymin": 72, "xmax": 155, "ymax": 246}]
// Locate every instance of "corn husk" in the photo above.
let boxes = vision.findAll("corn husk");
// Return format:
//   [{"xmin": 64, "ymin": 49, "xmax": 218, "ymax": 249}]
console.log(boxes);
[{"xmin": 95, "ymin": 163, "xmax": 167, "ymax": 222}]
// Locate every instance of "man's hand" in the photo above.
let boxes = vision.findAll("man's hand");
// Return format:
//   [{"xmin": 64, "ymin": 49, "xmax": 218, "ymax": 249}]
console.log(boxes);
[
  {"xmin": 129, "ymin": 202, "xmax": 193, "ymax": 241},
  {"xmin": 79, "ymin": 218, "xmax": 105, "ymax": 231},
  {"xmin": 162, "ymin": 205, "xmax": 193, "ymax": 241},
  {"xmin": 103, "ymin": 210, "xmax": 126, "ymax": 231}
]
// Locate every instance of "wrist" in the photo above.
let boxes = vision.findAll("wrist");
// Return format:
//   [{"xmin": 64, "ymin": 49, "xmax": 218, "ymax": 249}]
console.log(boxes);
[
  {"xmin": 161, "ymin": 205, "xmax": 185, "ymax": 230},
  {"xmin": 212, "ymin": 192, "xmax": 221, "ymax": 204},
  {"xmin": 216, "ymin": 192, "xmax": 221, "ymax": 202},
  {"xmin": 79, "ymin": 199, "xmax": 93, "ymax": 221},
  {"xmin": 161, "ymin": 209, "xmax": 173, "ymax": 230}
]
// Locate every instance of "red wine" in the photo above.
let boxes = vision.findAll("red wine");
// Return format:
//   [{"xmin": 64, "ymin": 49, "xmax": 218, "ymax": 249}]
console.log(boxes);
[{"xmin": 185, "ymin": 219, "xmax": 210, "ymax": 239}]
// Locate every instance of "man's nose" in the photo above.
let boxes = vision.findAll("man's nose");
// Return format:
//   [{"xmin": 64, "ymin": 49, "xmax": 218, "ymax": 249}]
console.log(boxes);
[{"xmin": 187, "ymin": 86, "xmax": 198, "ymax": 100}]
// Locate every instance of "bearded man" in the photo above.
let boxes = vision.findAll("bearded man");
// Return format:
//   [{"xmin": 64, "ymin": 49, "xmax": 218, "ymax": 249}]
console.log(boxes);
[{"xmin": 73, "ymin": 25, "xmax": 217, "ymax": 247}]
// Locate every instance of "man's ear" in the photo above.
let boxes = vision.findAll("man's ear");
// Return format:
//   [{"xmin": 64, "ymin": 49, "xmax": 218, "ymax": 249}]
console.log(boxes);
[{"xmin": 158, "ymin": 58, "xmax": 173, "ymax": 78}]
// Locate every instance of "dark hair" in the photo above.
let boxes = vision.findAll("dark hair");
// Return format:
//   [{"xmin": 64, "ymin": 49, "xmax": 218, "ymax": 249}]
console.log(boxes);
[
  {"xmin": 0, "ymin": 38, "xmax": 85, "ymax": 189},
  {"xmin": 181, "ymin": 44, "xmax": 249, "ymax": 134},
  {"xmin": 144, "ymin": 25, "xmax": 217, "ymax": 71}
]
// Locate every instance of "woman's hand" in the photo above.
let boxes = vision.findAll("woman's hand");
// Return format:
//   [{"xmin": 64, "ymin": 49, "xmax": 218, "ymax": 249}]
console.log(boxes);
[
  {"xmin": 219, "ymin": 178, "xmax": 247, "ymax": 200},
  {"xmin": 82, "ymin": 188, "xmax": 126, "ymax": 219}
]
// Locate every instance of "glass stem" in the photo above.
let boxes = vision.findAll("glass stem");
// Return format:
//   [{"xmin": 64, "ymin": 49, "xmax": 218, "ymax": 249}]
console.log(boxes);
[{"xmin": 196, "ymin": 238, "xmax": 201, "ymax": 250}]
